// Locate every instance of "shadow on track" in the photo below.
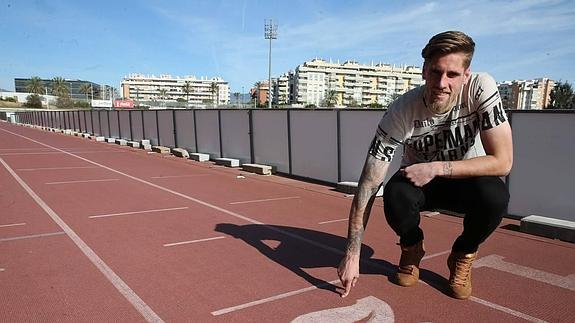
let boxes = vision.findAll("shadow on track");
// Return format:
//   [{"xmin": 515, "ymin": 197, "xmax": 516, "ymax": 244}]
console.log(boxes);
[{"xmin": 215, "ymin": 223, "xmax": 399, "ymax": 296}]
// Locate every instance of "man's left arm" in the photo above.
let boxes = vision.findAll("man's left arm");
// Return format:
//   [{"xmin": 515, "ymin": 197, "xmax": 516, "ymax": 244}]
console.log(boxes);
[{"xmin": 403, "ymin": 122, "xmax": 513, "ymax": 187}]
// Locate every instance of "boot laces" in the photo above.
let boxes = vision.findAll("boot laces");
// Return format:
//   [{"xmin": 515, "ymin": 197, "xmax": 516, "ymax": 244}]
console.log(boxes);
[{"xmin": 452, "ymin": 256, "xmax": 473, "ymax": 285}]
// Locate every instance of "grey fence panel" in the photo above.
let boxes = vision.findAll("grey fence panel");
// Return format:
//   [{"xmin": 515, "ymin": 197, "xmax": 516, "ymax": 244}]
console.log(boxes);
[
  {"xmin": 339, "ymin": 110, "xmax": 385, "ymax": 182},
  {"xmin": 72, "ymin": 111, "xmax": 80, "ymax": 131},
  {"xmin": 79, "ymin": 111, "xmax": 86, "ymax": 132},
  {"xmin": 290, "ymin": 110, "xmax": 339, "ymax": 183},
  {"xmin": 118, "ymin": 111, "xmax": 131, "ymax": 141},
  {"xmin": 508, "ymin": 112, "xmax": 575, "ymax": 221},
  {"xmin": 131, "ymin": 111, "xmax": 144, "ymax": 142},
  {"xmin": 252, "ymin": 110, "xmax": 289, "ymax": 173},
  {"xmin": 100, "ymin": 111, "xmax": 111, "ymax": 138},
  {"xmin": 195, "ymin": 110, "xmax": 221, "ymax": 158},
  {"xmin": 109, "ymin": 111, "xmax": 120, "ymax": 138},
  {"xmin": 175, "ymin": 110, "xmax": 196, "ymax": 152},
  {"xmin": 158, "ymin": 110, "xmax": 175, "ymax": 147},
  {"xmin": 85, "ymin": 111, "xmax": 93, "ymax": 133},
  {"xmin": 220, "ymin": 110, "xmax": 251, "ymax": 163},
  {"xmin": 56, "ymin": 111, "xmax": 63, "ymax": 129},
  {"xmin": 143, "ymin": 111, "xmax": 158, "ymax": 145},
  {"xmin": 91, "ymin": 111, "xmax": 101, "ymax": 136}
]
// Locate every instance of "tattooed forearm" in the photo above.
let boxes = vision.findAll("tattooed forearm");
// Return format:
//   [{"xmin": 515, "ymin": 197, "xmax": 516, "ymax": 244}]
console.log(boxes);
[
  {"xmin": 443, "ymin": 161, "xmax": 453, "ymax": 177},
  {"xmin": 345, "ymin": 229, "xmax": 364, "ymax": 254}
]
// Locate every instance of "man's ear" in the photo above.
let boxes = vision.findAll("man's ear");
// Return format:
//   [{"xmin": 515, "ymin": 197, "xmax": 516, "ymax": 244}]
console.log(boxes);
[{"xmin": 463, "ymin": 67, "xmax": 471, "ymax": 84}]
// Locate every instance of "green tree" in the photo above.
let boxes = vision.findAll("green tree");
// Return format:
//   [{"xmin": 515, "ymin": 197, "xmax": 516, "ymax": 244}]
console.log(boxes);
[
  {"xmin": 182, "ymin": 81, "xmax": 193, "ymax": 103},
  {"xmin": 322, "ymin": 90, "xmax": 337, "ymax": 107},
  {"xmin": 79, "ymin": 83, "xmax": 92, "ymax": 101},
  {"xmin": 25, "ymin": 94, "xmax": 43, "ymax": 108},
  {"xmin": 26, "ymin": 76, "xmax": 45, "ymax": 95},
  {"xmin": 210, "ymin": 81, "xmax": 219, "ymax": 106},
  {"xmin": 51, "ymin": 77, "xmax": 69, "ymax": 97},
  {"xmin": 547, "ymin": 81, "xmax": 575, "ymax": 109},
  {"xmin": 233, "ymin": 92, "xmax": 241, "ymax": 106}
]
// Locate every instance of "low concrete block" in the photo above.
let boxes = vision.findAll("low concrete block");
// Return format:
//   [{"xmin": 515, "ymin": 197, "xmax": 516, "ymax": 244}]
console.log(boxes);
[
  {"xmin": 64, "ymin": 129, "xmax": 72, "ymax": 135},
  {"xmin": 190, "ymin": 153, "xmax": 210, "ymax": 162},
  {"xmin": 106, "ymin": 137, "xmax": 116, "ymax": 143},
  {"xmin": 116, "ymin": 139, "xmax": 127, "ymax": 146},
  {"xmin": 141, "ymin": 139, "xmax": 151, "ymax": 146},
  {"xmin": 336, "ymin": 181, "xmax": 383, "ymax": 197},
  {"xmin": 82, "ymin": 133, "xmax": 91, "ymax": 138},
  {"xmin": 242, "ymin": 163, "xmax": 274, "ymax": 175},
  {"xmin": 142, "ymin": 144, "xmax": 152, "ymax": 151},
  {"xmin": 152, "ymin": 146, "xmax": 171, "ymax": 154},
  {"xmin": 95, "ymin": 136, "xmax": 105, "ymax": 142},
  {"xmin": 520, "ymin": 215, "xmax": 575, "ymax": 243},
  {"xmin": 214, "ymin": 158, "xmax": 240, "ymax": 167},
  {"xmin": 127, "ymin": 141, "xmax": 140, "ymax": 148},
  {"xmin": 171, "ymin": 148, "xmax": 190, "ymax": 158}
]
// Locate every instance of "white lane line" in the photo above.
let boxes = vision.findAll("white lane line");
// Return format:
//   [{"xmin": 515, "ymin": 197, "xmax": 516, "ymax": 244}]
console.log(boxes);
[
  {"xmin": 18, "ymin": 166, "xmax": 98, "ymax": 171},
  {"xmin": 46, "ymin": 179, "xmax": 119, "ymax": 185},
  {"xmin": 0, "ymin": 151, "xmax": 123, "ymax": 156},
  {"xmin": 318, "ymin": 218, "xmax": 347, "ymax": 225},
  {"xmin": 0, "ymin": 231, "xmax": 65, "ymax": 242},
  {"xmin": 229, "ymin": 196, "xmax": 300, "ymax": 205},
  {"xmin": 422, "ymin": 249, "xmax": 451, "ymax": 260},
  {"xmin": 0, "ymin": 157, "xmax": 164, "ymax": 323},
  {"xmin": 164, "ymin": 236, "xmax": 225, "ymax": 247},
  {"xmin": 90, "ymin": 207, "xmax": 189, "ymax": 219},
  {"xmin": 212, "ymin": 279, "xmax": 340, "ymax": 316},
  {"xmin": 470, "ymin": 296, "xmax": 548, "ymax": 323},
  {"xmin": 1, "ymin": 128, "xmax": 546, "ymax": 322},
  {"xmin": 0, "ymin": 222, "xmax": 26, "ymax": 228},
  {"xmin": 151, "ymin": 174, "xmax": 211, "ymax": 179},
  {"xmin": 0, "ymin": 148, "xmax": 52, "ymax": 151}
]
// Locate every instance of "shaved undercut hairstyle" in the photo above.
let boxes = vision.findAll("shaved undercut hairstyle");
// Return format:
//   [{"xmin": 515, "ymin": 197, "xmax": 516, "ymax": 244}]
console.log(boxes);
[{"xmin": 421, "ymin": 31, "xmax": 475, "ymax": 68}]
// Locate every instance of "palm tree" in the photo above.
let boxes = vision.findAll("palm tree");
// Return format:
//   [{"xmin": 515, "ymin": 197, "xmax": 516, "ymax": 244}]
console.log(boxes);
[
  {"xmin": 79, "ymin": 83, "xmax": 92, "ymax": 102},
  {"xmin": 26, "ymin": 76, "xmax": 45, "ymax": 95},
  {"xmin": 210, "ymin": 81, "xmax": 218, "ymax": 106},
  {"xmin": 51, "ymin": 77, "xmax": 69, "ymax": 98},
  {"xmin": 182, "ymin": 81, "xmax": 193, "ymax": 103},
  {"xmin": 233, "ymin": 92, "xmax": 241, "ymax": 106},
  {"xmin": 323, "ymin": 90, "xmax": 337, "ymax": 107}
]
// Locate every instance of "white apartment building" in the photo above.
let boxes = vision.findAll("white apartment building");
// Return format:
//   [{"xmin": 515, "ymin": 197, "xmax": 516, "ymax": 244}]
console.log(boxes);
[
  {"xmin": 292, "ymin": 58, "xmax": 423, "ymax": 106},
  {"xmin": 498, "ymin": 78, "xmax": 554, "ymax": 110},
  {"xmin": 273, "ymin": 72, "xmax": 291, "ymax": 105},
  {"xmin": 121, "ymin": 74, "xmax": 229, "ymax": 106}
]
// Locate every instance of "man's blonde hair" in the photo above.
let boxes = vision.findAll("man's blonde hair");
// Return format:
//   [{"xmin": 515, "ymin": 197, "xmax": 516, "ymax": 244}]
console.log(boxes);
[{"xmin": 421, "ymin": 31, "xmax": 475, "ymax": 68}]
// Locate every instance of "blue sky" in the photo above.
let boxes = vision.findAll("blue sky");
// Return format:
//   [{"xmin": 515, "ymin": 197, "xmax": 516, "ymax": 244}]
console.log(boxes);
[{"xmin": 1, "ymin": 0, "xmax": 574, "ymax": 93}]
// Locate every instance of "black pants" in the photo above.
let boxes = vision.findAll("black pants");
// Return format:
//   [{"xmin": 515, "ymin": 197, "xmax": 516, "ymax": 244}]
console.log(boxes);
[{"xmin": 383, "ymin": 171, "xmax": 509, "ymax": 253}]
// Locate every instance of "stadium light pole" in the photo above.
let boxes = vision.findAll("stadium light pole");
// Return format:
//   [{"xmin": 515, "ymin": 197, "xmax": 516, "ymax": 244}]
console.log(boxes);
[{"xmin": 264, "ymin": 19, "xmax": 277, "ymax": 109}]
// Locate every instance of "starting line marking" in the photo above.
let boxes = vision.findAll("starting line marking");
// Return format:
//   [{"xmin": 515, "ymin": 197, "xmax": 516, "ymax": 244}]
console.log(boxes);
[
  {"xmin": 89, "ymin": 207, "xmax": 189, "ymax": 219},
  {"xmin": 0, "ymin": 231, "xmax": 66, "ymax": 242},
  {"xmin": 318, "ymin": 218, "xmax": 347, "ymax": 225},
  {"xmin": 164, "ymin": 236, "xmax": 225, "ymax": 247},
  {"xmin": 46, "ymin": 178, "xmax": 119, "ymax": 185},
  {"xmin": 212, "ymin": 279, "xmax": 341, "ymax": 316},
  {"xmin": 229, "ymin": 196, "xmax": 301, "ymax": 205},
  {"xmin": 474, "ymin": 254, "xmax": 575, "ymax": 292},
  {"xmin": 18, "ymin": 166, "xmax": 98, "ymax": 171},
  {"xmin": 151, "ymin": 174, "xmax": 211, "ymax": 179},
  {"xmin": 0, "ymin": 222, "xmax": 27, "ymax": 228}
]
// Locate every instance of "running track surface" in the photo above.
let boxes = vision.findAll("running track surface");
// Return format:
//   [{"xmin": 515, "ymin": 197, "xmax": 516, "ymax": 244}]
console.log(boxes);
[{"xmin": 1, "ymin": 121, "xmax": 574, "ymax": 323}]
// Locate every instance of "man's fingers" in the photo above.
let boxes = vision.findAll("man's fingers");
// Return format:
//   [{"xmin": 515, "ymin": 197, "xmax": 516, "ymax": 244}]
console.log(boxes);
[{"xmin": 341, "ymin": 279, "xmax": 353, "ymax": 298}]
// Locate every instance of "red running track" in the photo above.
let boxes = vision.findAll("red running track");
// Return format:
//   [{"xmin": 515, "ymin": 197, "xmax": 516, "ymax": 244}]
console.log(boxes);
[{"xmin": 1, "ymin": 121, "xmax": 574, "ymax": 322}]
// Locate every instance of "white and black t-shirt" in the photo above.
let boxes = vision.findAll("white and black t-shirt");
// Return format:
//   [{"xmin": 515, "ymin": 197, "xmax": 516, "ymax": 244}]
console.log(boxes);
[{"xmin": 369, "ymin": 72, "xmax": 507, "ymax": 167}]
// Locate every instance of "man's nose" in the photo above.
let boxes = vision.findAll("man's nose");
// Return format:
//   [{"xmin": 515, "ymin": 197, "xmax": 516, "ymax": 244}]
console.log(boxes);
[{"xmin": 438, "ymin": 74, "xmax": 449, "ymax": 88}]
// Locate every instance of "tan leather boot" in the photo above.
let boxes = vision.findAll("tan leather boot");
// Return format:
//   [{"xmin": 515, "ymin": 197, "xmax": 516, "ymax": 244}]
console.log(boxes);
[
  {"xmin": 395, "ymin": 240, "xmax": 425, "ymax": 287},
  {"xmin": 447, "ymin": 251, "xmax": 477, "ymax": 300}
]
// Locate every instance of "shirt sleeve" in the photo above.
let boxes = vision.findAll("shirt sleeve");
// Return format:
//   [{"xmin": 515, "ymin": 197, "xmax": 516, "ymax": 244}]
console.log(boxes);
[
  {"xmin": 472, "ymin": 73, "xmax": 508, "ymax": 131},
  {"xmin": 368, "ymin": 101, "xmax": 407, "ymax": 162}
]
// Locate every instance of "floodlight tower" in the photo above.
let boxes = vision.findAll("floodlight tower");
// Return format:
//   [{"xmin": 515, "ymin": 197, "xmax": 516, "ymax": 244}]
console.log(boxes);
[{"xmin": 264, "ymin": 19, "xmax": 277, "ymax": 109}]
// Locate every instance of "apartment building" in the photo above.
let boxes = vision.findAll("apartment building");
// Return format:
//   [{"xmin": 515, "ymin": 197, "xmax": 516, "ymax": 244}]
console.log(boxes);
[
  {"xmin": 121, "ymin": 74, "xmax": 229, "ymax": 106},
  {"xmin": 14, "ymin": 78, "xmax": 115, "ymax": 101},
  {"xmin": 498, "ymin": 78, "xmax": 555, "ymax": 110},
  {"xmin": 292, "ymin": 58, "xmax": 423, "ymax": 106}
]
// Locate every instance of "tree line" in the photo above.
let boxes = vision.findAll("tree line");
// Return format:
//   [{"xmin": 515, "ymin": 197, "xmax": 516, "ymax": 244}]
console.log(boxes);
[{"xmin": 24, "ymin": 76, "xmax": 92, "ymax": 109}]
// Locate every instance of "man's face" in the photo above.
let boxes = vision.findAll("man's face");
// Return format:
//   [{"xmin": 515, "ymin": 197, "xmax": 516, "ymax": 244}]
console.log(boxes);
[{"xmin": 422, "ymin": 52, "xmax": 471, "ymax": 114}]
